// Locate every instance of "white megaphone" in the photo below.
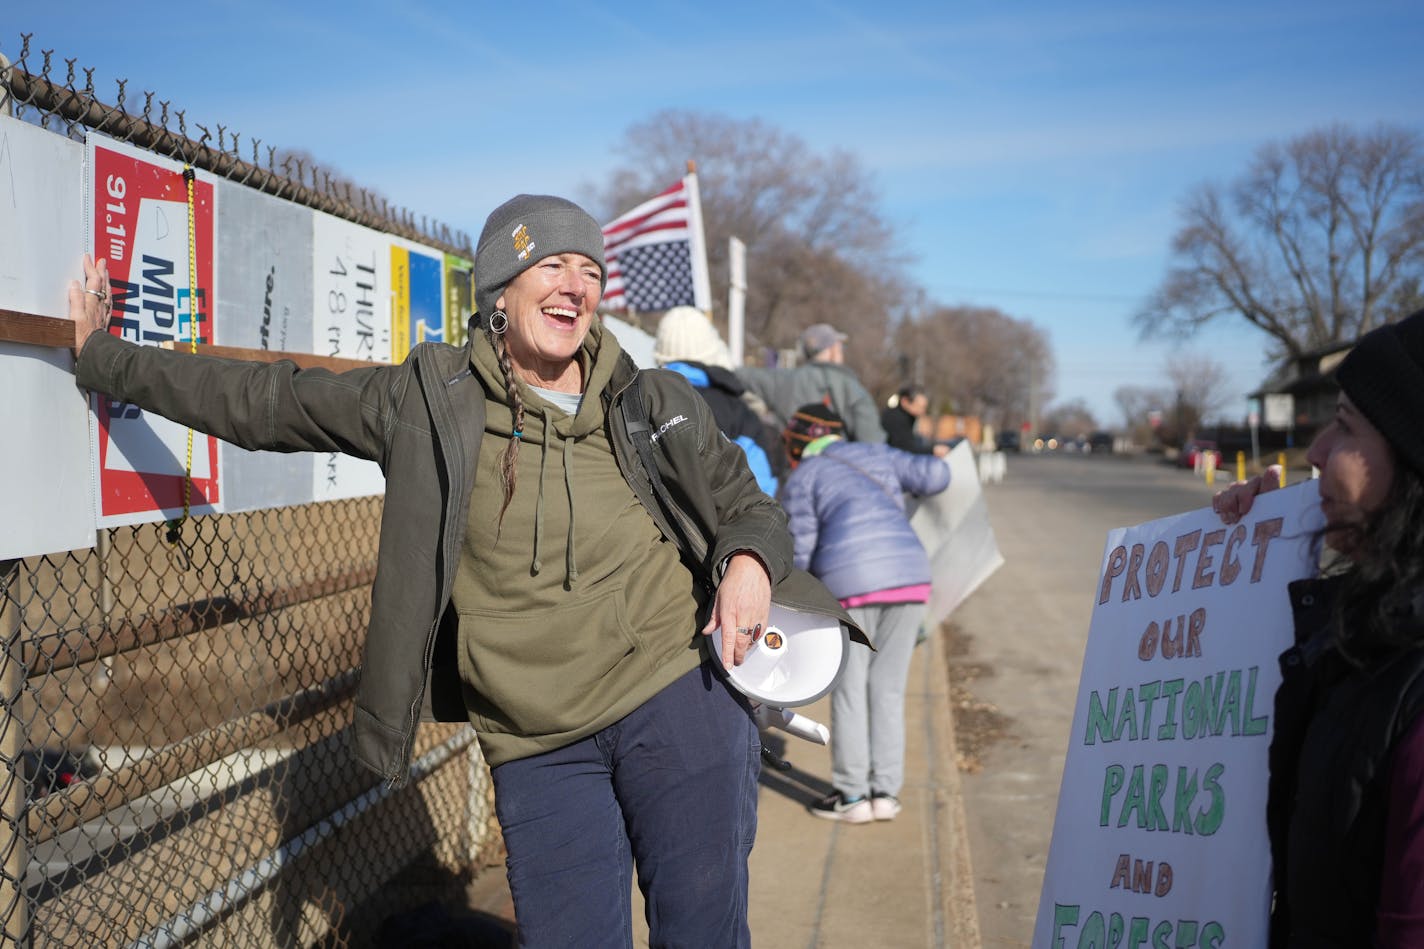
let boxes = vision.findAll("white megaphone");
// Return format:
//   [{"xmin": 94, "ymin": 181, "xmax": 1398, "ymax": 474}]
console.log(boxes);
[{"xmin": 709, "ymin": 603, "xmax": 849, "ymax": 708}]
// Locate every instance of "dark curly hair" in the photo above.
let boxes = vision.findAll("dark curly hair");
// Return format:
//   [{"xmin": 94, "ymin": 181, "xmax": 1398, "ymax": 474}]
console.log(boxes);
[{"xmin": 1328, "ymin": 451, "xmax": 1424, "ymax": 663}]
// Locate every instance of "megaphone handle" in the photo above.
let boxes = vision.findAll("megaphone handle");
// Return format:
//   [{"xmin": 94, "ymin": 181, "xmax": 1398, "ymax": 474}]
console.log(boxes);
[
  {"xmin": 760, "ymin": 744, "xmax": 792, "ymax": 771},
  {"xmin": 778, "ymin": 712, "xmax": 831, "ymax": 745},
  {"xmin": 757, "ymin": 706, "xmax": 831, "ymax": 745}
]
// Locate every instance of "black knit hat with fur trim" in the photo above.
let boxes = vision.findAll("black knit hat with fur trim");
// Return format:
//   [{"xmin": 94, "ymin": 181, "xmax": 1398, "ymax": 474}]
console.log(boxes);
[
  {"xmin": 1335, "ymin": 307, "xmax": 1424, "ymax": 477},
  {"xmin": 783, "ymin": 402, "xmax": 845, "ymax": 463}
]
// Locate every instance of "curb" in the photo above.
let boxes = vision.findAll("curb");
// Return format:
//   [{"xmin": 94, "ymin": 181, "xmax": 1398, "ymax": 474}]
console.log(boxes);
[{"xmin": 928, "ymin": 624, "xmax": 983, "ymax": 947}]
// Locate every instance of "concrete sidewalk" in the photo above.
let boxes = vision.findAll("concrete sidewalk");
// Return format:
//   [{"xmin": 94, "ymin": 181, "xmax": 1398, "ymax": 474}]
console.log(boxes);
[{"xmin": 460, "ymin": 627, "xmax": 982, "ymax": 947}]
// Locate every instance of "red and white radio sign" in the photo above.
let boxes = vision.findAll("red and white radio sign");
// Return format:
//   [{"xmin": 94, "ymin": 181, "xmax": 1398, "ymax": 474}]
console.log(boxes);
[{"xmin": 88, "ymin": 136, "xmax": 221, "ymax": 526}]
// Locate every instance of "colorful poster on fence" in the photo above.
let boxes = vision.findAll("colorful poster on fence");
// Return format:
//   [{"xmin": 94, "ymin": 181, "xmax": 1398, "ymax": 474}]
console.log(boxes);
[
  {"xmin": 0, "ymin": 116, "xmax": 96, "ymax": 558},
  {"xmin": 214, "ymin": 179, "xmax": 317, "ymax": 513},
  {"xmin": 390, "ymin": 241, "xmax": 445, "ymax": 362},
  {"xmin": 445, "ymin": 254, "xmax": 472, "ymax": 349},
  {"xmin": 312, "ymin": 211, "xmax": 387, "ymax": 501},
  {"xmin": 88, "ymin": 135, "xmax": 221, "ymax": 527},
  {"xmin": 1033, "ymin": 483, "xmax": 1322, "ymax": 948}
]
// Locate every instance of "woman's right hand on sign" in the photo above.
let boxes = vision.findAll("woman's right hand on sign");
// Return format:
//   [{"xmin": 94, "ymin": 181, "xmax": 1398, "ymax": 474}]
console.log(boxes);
[
  {"xmin": 1212, "ymin": 465, "xmax": 1282, "ymax": 525},
  {"xmin": 68, "ymin": 254, "xmax": 111, "ymax": 357}
]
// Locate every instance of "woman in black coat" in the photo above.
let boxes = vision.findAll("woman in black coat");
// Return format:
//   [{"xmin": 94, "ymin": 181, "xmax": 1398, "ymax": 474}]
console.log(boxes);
[{"xmin": 1214, "ymin": 309, "xmax": 1424, "ymax": 946}]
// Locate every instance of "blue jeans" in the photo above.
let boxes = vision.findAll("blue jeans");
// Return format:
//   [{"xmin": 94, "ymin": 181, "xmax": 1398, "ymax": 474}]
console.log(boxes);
[{"xmin": 491, "ymin": 663, "xmax": 760, "ymax": 948}]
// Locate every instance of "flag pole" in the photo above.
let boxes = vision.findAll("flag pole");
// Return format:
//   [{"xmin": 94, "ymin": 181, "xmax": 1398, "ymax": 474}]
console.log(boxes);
[
  {"xmin": 683, "ymin": 159, "xmax": 714, "ymax": 315},
  {"xmin": 728, "ymin": 236, "xmax": 746, "ymax": 367}
]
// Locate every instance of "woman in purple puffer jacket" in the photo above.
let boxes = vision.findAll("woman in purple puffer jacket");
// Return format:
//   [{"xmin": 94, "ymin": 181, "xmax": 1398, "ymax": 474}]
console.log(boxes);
[{"xmin": 779, "ymin": 403, "xmax": 950, "ymax": 823}]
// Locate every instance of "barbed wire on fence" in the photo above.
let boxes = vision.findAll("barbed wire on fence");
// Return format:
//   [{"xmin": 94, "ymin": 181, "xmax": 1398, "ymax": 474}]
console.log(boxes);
[{"xmin": 0, "ymin": 33, "xmax": 473, "ymax": 258}]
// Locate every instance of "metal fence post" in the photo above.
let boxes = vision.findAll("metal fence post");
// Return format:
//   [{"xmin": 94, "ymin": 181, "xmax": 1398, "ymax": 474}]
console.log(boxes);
[{"xmin": 1, "ymin": 558, "xmax": 28, "ymax": 947}]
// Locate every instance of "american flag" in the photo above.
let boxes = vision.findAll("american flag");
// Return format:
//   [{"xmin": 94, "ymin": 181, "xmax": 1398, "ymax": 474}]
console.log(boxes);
[{"xmin": 601, "ymin": 174, "xmax": 712, "ymax": 313}]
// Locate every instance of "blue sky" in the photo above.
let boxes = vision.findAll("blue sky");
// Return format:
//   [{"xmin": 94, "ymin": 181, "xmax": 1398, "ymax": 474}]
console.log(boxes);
[{"xmin": 9, "ymin": 1, "xmax": 1422, "ymax": 425}]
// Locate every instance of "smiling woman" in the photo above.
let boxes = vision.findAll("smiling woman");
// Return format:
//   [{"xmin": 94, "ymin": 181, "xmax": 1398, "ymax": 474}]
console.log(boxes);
[
  {"xmin": 494, "ymin": 253, "xmax": 601, "ymax": 388},
  {"xmin": 1211, "ymin": 308, "xmax": 1424, "ymax": 947},
  {"xmin": 66, "ymin": 192, "xmax": 860, "ymax": 947}
]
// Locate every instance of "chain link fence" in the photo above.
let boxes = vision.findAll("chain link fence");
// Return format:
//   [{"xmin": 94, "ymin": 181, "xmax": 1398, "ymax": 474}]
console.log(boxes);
[{"xmin": 1, "ymin": 35, "xmax": 504, "ymax": 947}]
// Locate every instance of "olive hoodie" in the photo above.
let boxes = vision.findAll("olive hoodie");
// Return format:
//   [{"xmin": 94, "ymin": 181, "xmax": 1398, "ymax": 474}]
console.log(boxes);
[
  {"xmin": 453, "ymin": 327, "xmax": 704, "ymax": 765},
  {"xmin": 75, "ymin": 321, "xmax": 860, "ymax": 784}
]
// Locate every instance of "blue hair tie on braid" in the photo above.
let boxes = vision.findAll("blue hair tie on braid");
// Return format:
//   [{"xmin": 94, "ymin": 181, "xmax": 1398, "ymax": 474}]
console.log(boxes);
[{"xmin": 512, "ymin": 429, "xmax": 524, "ymax": 440}]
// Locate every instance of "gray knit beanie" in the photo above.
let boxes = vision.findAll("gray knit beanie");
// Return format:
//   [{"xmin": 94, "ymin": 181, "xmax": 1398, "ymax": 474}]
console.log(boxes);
[
  {"xmin": 473, "ymin": 194, "xmax": 606, "ymax": 320},
  {"xmin": 1334, "ymin": 307, "xmax": 1424, "ymax": 477}
]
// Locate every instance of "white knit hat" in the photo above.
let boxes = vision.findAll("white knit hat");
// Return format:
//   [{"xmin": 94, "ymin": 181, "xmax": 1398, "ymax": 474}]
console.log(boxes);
[{"xmin": 653, "ymin": 307, "xmax": 733, "ymax": 369}]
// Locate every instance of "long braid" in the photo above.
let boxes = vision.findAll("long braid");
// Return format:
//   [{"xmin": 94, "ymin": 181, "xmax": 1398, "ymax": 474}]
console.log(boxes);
[{"xmin": 490, "ymin": 329, "xmax": 524, "ymax": 535}]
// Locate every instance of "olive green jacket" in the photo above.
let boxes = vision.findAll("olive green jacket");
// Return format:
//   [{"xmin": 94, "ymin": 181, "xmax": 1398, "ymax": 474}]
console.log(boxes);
[{"xmin": 76, "ymin": 324, "xmax": 859, "ymax": 785}]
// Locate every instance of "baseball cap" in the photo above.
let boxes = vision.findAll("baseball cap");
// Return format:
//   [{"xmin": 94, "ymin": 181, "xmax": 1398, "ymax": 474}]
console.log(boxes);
[{"xmin": 799, "ymin": 323, "xmax": 847, "ymax": 358}]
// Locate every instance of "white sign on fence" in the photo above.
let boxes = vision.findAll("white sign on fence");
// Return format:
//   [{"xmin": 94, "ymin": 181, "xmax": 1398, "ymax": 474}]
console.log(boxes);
[
  {"xmin": 1034, "ymin": 482, "xmax": 1322, "ymax": 948},
  {"xmin": 215, "ymin": 180, "xmax": 318, "ymax": 513},
  {"xmin": 0, "ymin": 115, "xmax": 96, "ymax": 558},
  {"xmin": 311, "ymin": 211, "xmax": 389, "ymax": 502}
]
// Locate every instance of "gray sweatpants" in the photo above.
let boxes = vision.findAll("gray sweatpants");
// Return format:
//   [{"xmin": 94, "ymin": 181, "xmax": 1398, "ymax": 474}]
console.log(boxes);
[{"xmin": 831, "ymin": 602, "xmax": 926, "ymax": 799}]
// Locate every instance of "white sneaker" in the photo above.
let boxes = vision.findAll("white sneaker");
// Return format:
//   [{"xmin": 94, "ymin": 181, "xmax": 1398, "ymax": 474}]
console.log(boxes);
[
  {"xmin": 870, "ymin": 792, "xmax": 901, "ymax": 821},
  {"xmin": 809, "ymin": 791, "xmax": 873, "ymax": 823}
]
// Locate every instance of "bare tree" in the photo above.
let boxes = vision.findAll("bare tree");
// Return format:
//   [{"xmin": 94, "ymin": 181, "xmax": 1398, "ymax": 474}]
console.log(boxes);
[
  {"xmin": 1040, "ymin": 399, "xmax": 1099, "ymax": 439},
  {"xmin": 591, "ymin": 110, "xmax": 909, "ymax": 368},
  {"xmin": 1114, "ymin": 384, "xmax": 1164, "ymax": 430},
  {"xmin": 891, "ymin": 305, "xmax": 1054, "ymax": 428},
  {"xmin": 1113, "ymin": 352, "xmax": 1232, "ymax": 446},
  {"xmin": 1166, "ymin": 352, "xmax": 1231, "ymax": 419},
  {"xmin": 1113, "ymin": 384, "xmax": 1172, "ymax": 444},
  {"xmin": 1138, "ymin": 124, "xmax": 1424, "ymax": 358}
]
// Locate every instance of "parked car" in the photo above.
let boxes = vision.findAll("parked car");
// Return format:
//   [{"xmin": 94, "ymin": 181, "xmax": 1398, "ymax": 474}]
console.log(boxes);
[
  {"xmin": 996, "ymin": 431, "xmax": 1021, "ymax": 453},
  {"xmin": 1088, "ymin": 431, "xmax": 1115, "ymax": 454},
  {"xmin": 1178, "ymin": 439, "xmax": 1220, "ymax": 469}
]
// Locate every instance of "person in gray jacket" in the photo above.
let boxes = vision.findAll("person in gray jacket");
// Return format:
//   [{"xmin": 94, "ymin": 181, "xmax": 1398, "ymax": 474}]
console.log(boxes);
[
  {"xmin": 737, "ymin": 322, "xmax": 887, "ymax": 443},
  {"xmin": 67, "ymin": 195, "xmax": 857, "ymax": 947},
  {"xmin": 778, "ymin": 403, "xmax": 950, "ymax": 823}
]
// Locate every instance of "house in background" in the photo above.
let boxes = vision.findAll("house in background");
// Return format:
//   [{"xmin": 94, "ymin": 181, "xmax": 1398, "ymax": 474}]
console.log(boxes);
[{"xmin": 1248, "ymin": 339, "xmax": 1354, "ymax": 447}]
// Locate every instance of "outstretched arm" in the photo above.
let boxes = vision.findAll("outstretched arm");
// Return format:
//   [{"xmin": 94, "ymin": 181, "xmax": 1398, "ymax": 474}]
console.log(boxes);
[{"xmin": 67, "ymin": 255, "xmax": 393, "ymax": 462}]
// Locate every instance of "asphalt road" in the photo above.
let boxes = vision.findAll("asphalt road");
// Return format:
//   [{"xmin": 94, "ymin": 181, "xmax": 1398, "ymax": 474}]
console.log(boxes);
[{"xmin": 948, "ymin": 450, "xmax": 1225, "ymax": 948}]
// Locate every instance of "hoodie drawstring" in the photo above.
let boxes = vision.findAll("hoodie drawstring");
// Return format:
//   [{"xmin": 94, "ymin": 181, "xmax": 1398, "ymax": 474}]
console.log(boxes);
[
  {"xmin": 562, "ymin": 437, "xmax": 578, "ymax": 585},
  {"xmin": 528, "ymin": 426, "xmax": 579, "ymax": 586},
  {"xmin": 531, "ymin": 436, "xmax": 549, "ymax": 576}
]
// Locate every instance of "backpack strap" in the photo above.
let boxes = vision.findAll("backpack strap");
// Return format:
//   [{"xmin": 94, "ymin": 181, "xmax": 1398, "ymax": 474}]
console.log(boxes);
[{"xmin": 621, "ymin": 372, "xmax": 705, "ymax": 583}]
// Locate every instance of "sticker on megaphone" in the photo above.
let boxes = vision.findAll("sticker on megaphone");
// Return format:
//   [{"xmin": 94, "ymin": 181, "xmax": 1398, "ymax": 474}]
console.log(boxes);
[{"xmin": 711, "ymin": 603, "xmax": 849, "ymax": 707}]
